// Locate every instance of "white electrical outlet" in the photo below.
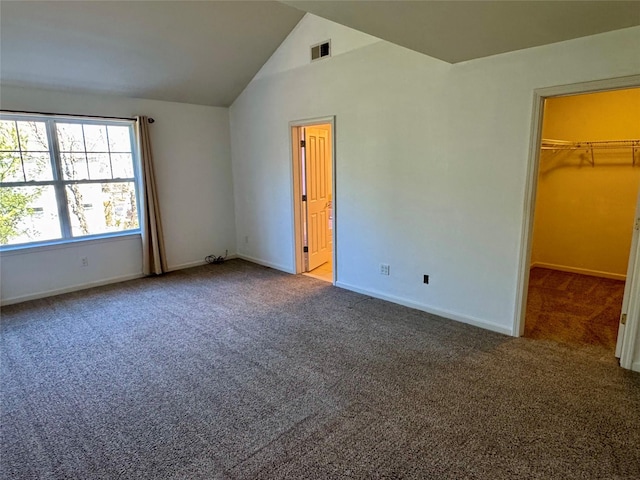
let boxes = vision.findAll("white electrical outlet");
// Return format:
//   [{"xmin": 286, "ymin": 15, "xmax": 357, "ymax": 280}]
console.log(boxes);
[
  {"xmin": 380, "ymin": 264, "xmax": 390, "ymax": 275},
  {"xmin": 81, "ymin": 257, "xmax": 89, "ymax": 267},
  {"xmin": 244, "ymin": 235, "xmax": 249, "ymax": 244}
]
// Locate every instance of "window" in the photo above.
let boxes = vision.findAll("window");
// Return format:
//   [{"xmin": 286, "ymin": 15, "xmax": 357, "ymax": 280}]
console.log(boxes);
[{"xmin": 0, "ymin": 113, "xmax": 141, "ymax": 248}]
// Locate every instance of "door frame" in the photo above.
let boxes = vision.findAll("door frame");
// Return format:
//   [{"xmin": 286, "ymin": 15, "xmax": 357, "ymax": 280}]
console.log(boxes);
[
  {"xmin": 290, "ymin": 116, "xmax": 336, "ymax": 283},
  {"xmin": 514, "ymin": 74, "xmax": 640, "ymax": 371}
]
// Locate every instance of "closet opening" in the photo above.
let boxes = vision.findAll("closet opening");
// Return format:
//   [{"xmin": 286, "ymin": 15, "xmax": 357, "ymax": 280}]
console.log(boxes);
[{"xmin": 520, "ymin": 85, "xmax": 640, "ymax": 366}]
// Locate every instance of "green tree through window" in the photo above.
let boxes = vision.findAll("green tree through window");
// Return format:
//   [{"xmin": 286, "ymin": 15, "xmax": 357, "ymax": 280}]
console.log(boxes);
[
  {"xmin": 0, "ymin": 121, "xmax": 44, "ymax": 243},
  {"xmin": 0, "ymin": 113, "xmax": 140, "ymax": 247}
]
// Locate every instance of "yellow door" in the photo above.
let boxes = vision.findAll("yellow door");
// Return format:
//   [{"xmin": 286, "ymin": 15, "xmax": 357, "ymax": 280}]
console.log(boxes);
[{"xmin": 305, "ymin": 126, "xmax": 332, "ymax": 271}]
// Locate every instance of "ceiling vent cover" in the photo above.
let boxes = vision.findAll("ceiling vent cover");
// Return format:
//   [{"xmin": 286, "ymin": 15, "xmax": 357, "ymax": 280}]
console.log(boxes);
[{"xmin": 311, "ymin": 40, "xmax": 331, "ymax": 62}]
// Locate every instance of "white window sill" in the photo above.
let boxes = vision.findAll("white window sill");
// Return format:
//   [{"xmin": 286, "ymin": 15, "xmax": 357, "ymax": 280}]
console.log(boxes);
[{"xmin": 0, "ymin": 231, "xmax": 142, "ymax": 257}]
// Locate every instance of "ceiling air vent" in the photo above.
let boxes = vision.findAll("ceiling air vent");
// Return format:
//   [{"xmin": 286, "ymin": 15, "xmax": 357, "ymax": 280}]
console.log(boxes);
[{"xmin": 311, "ymin": 40, "xmax": 331, "ymax": 62}]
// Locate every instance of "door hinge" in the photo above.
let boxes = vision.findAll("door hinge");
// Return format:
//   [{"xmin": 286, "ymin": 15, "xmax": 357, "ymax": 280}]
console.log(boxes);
[
  {"xmin": 300, "ymin": 140, "xmax": 305, "ymax": 148},
  {"xmin": 302, "ymin": 194, "xmax": 307, "ymax": 201},
  {"xmin": 303, "ymin": 246, "xmax": 308, "ymax": 253},
  {"xmin": 621, "ymin": 313, "xmax": 627, "ymax": 325},
  {"xmin": 635, "ymin": 218, "xmax": 640, "ymax": 231}
]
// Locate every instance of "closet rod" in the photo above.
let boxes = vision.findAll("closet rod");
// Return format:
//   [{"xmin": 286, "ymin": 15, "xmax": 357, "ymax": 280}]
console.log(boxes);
[
  {"xmin": 541, "ymin": 138, "xmax": 640, "ymax": 167},
  {"xmin": 541, "ymin": 138, "xmax": 640, "ymax": 150}
]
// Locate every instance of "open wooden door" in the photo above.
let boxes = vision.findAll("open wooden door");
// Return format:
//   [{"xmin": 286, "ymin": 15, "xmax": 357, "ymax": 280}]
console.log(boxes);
[{"xmin": 304, "ymin": 126, "xmax": 332, "ymax": 271}]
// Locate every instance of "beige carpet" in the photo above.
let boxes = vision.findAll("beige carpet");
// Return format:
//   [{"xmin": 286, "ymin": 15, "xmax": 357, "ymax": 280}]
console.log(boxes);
[{"xmin": 1, "ymin": 259, "xmax": 639, "ymax": 479}]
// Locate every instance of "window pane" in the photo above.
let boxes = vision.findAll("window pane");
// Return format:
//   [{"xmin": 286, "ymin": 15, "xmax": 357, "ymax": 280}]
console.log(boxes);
[
  {"xmin": 23, "ymin": 153, "xmax": 54, "ymax": 181},
  {"xmin": 108, "ymin": 125, "xmax": 132, "ymax": 152},
  {"xmin": 0, "ymin": 115, "xmax": 140, "ymax": 249},
  {"xmin": 0, "ymin": 153, "xmax": 25, "ymax": 182},
  {"xmin": 0, "ymin": 186, "xmax": 61, "ymax": 245},
  {"xmin": 67, "ymin": 182, "xmax": 138, "ymax": 236},
  {"xmin": 83, "ymin": 124, "xmax": 108, "ymax": 152},
  {"xmin": 61, "ymin": 153, "xmax": 89, "ymax": 180},
  {"xmin": 56, "ymin": 123, "xmax": 85, "ymax": 152},
  {"xmin": 87, "ymin": 154, "xmax": 112, "ymax": 179},
  {"xmin": 111, "ymin": 153, "xmax": 134, "ymax": 178},
  {"xmin": 0, "ymin": 120, "xmax": 19, "ymax": 151},
  {"xmin": 17, "ymin": 121, "xmax": 49, "ymax": 151}
]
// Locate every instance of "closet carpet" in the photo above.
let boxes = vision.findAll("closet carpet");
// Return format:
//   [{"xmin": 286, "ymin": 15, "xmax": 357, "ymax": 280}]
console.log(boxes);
[
  {"xmin": 2, "ymin": 260, "xmax": 639, "ymax": 479},
  {"xmin": 524, "ymin": 267, "xmax": 624, "ymax": 350}
]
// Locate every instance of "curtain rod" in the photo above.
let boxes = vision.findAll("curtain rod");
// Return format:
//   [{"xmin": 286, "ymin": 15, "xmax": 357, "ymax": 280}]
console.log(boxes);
[{"xmin": 0, "ymin": 109, "xmax": 155, "ymax": 123}]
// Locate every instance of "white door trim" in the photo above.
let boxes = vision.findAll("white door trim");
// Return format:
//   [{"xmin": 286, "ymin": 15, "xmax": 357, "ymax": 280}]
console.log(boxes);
[
  {"xmin": 514, "ymin": 75, "xmax": 640, "ymax": 370},
  {"xmin": 289, "ymin": 116, "xmax": 336, "ymax": 284},
  {"xmin": 618, "ymin": 188, "xmax": 640, "ymax": 370}
]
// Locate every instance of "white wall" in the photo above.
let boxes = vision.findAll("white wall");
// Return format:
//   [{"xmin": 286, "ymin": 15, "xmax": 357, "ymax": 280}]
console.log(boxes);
[
  {"xmin": 1, "ymin": 86, "xmax": 236, "ymax": 304},
  {"xmin": 253, "ymin": 13, "xmax": 380, "ymax": 80},
  {"xmin": 230, "ymin": 14, "xmax": 640, "ymax": 336}
]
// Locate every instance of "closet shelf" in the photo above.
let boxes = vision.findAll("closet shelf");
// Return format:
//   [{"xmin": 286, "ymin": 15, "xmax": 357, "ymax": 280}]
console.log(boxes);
[{"xmin": 541, "ymin": 138, "xmax": 640, "ymax": 166}]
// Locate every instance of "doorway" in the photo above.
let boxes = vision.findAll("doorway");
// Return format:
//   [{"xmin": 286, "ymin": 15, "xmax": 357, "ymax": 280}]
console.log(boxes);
[
  {"xmin": 291, "ymin": 119, "xmax": 335, "ymax": 283},
  {"xmin": 516, "ymin": 78, "xmax": 640, "ymax": 370}
]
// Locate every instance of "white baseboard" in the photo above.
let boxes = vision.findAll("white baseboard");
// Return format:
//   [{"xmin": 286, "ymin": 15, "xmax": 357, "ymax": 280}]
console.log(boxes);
[
  {"xmin": 167, "ymin": 254, "xmax": 240, "ymax": 272},
  {"xmin": 1, "ymin": 273, "xmax": 145, "ymax": 306},
  {"xmin": 167, "ymin": 259, "xmax": 208, "ymax": 271},
  {"xmin": 237, "ymin": 254, "xmax": 295, "ymax": 274},
  {"xmin": 0, "ymin": 254, "xmax": 244, "ymax": 306},
  {"xmin": 530, "ymin": 262, "xmax": 626, "ymax": 281},
  {"xmin": 334, "ymin": 281, "xmax": 513, "ymax": 336}
]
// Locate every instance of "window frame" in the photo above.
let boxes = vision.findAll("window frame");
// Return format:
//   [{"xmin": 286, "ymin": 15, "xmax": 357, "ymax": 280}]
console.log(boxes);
[{"xmin": 0, "ymin": 112, "xmax": 143, "ymax": 251}]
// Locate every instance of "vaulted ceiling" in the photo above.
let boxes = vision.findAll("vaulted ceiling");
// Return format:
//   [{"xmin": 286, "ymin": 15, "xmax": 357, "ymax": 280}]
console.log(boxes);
[
  {"xmin": 1, "ymin": 1, "xmax": 638, "ymax": 107},
  {"xmin": 0, "ymin": 1, "xmax": 304, "ymax": 106},
  {"xmin": 283, "ymin": 1, "xmax": 640, "ymax": 64}
]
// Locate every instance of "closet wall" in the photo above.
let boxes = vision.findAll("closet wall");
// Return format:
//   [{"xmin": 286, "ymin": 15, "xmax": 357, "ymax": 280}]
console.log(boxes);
[{"xmin": 531, "ymin": 88, "xmax": 640, "ymax": 278}]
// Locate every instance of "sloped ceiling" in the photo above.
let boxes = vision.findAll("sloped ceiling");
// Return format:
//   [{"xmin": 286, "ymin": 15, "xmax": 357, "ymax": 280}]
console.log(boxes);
[
  {"xmin": 1, "ymin": 1, "xmax": 638, "ymax": 107},
  {"xmin": 283, "ymin": 1, "xmax": 640, "ymax": 64},
  {"xmin": 0, "ymin": 1, "xmax": 304, "ymax": 107}
]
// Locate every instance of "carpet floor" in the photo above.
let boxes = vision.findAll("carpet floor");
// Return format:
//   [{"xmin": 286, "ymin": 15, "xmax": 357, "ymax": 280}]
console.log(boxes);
[
  {"xmin": 524, "ymin": 267, "xmax": 624, "ymax": 350},
  {"xmin": 1, "ymin": 259, "xmax": 639, "ymax": 479}
]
